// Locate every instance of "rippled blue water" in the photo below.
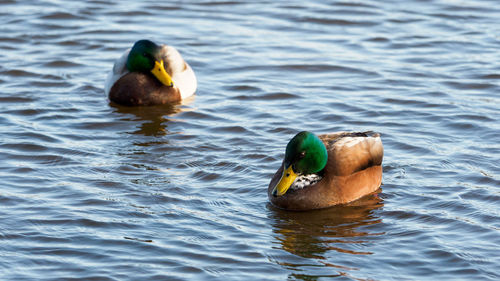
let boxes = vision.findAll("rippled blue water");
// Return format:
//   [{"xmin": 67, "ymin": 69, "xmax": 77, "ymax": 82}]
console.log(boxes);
[{"xmin": 1, "ymin": 0, "xmax": 499, "ymax": 280}]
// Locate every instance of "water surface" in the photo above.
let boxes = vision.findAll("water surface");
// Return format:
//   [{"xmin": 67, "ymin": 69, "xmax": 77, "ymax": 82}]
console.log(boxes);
[{"xmin": 1, "ymin": 0, "xmax": 499, "ymax": 280}]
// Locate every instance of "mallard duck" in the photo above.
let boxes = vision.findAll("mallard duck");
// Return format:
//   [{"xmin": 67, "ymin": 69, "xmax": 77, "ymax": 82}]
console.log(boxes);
[
  {"xmin": 268, "ymin": 131, "xmax": 383, "ymax": 211},
  {"xmin": 105, "ymin": 40, "xmax": 197, "ymax": 106}
]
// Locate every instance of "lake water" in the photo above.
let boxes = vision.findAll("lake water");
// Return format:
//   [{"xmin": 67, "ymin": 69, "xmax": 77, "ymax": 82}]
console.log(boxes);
[{"xmin": 1, "ymin": 0, "xmax": 499, "ymax": 280}]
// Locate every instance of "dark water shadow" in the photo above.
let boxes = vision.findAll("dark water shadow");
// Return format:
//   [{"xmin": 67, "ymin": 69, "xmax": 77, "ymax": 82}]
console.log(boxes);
[
  {"xmin": 109, "ymin": 102, "xmax": 182, "ymax": 137},
  {"xmin": 268, "ymin": 193, "xmax": 385, "ymax": 279}
]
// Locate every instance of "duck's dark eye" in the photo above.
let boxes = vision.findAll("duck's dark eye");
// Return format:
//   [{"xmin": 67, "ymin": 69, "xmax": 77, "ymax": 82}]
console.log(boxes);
[
  {"xmin": 299, "ymin": 151, "xmax": 306, "ymax": 159},
  {"xmin": 142, "ymin": 53, "xmax": 154, "ymax": 61}
]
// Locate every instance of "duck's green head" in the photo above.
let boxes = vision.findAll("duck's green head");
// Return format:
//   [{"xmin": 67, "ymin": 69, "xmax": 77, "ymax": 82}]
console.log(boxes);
[
  {"xmin": 272, "ymin": 131, "xmax": 328, "ymax": 197},
  {"xmin": 126, "ymin": 40, "xmax": 174, "ymax": 87}
]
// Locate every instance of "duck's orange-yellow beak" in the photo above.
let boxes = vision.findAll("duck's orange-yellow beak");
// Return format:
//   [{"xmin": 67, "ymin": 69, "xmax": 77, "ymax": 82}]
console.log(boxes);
[
  {"xmin": 272, "ymin": 165, "xmax": 297, "ymax": 197},
  {"xmin": 151, "ymin": 60, "xmax": 174, "ymax": 87}
]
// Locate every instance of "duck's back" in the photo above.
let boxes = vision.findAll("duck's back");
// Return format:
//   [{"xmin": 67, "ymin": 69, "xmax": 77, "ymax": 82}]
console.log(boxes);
[{"xmin": 320, "ymin": 131, "xmax": 383, "ymax": 177}]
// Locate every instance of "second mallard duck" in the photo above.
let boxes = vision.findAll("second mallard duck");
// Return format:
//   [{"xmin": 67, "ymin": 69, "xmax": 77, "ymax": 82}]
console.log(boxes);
[
  {"xmin": 105, "ymin": 40, "xmax": 197, "ymax": 106},
  {"xmin": 268, "ymin": 131, "xmax": 384, "ymax": 211}
]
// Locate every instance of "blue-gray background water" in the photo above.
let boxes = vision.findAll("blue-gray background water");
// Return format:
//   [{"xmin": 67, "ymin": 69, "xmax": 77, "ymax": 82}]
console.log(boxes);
[{"xmin": 1, "ymin": 0, "xmax": 499, "ymax": 280}]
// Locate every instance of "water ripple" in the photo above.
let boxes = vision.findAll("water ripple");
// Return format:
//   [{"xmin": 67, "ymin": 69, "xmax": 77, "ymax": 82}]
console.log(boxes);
[{"xmin": 0, "ymin": 0, "xmax": 499, "ymax": 280}]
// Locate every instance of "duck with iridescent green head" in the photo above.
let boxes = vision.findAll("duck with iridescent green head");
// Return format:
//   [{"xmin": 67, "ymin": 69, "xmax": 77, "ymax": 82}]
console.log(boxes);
[
  {"xmin": 105, "ymin": 40, "xmax": 197, "ymax": 106},
  {"xmin": 268, "ymin": 131, "xmax": 384, "ymax": 210}
]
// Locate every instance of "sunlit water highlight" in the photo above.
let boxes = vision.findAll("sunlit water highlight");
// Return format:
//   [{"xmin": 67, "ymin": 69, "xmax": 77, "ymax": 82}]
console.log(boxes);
[{"xmin": 1, "ymin": 0, "xmax": 499, "ymax": 280}]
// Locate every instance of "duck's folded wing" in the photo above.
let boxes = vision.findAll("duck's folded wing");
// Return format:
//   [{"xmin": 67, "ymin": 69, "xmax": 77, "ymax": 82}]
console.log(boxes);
[
  {"xmin": 104, "ymin": 49, "xmax": 130, "ymax": 95},
  {"xmin": 322, "ymin": 132, "xmax": 383, "ymax": 176},
  {"xmin": 159, "ymin": 45, "xmax": 197, "ymax": 99},
  {"xmin": 159, "ymin": 45, "xmax": 185, "ymax": 74}
]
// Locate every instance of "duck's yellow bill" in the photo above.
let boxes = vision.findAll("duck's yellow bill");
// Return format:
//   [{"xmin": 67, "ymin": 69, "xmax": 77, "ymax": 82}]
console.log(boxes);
[
  {"xmin": 151, "ymin": 60, "xmax": 174, "ymax": 87},
  {"xmin": 272, "ymin": 165, "xmax": 297, "ymax": 197}
]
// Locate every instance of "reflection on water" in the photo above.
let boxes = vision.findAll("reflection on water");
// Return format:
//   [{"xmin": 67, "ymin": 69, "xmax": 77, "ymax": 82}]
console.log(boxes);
[
  {"xmin": 269, "ymin": 193, "xmax": 384, "ymax": 278},
  {"xmin": 111, "ymin": 103, "xmax": 180, "ymax": 136},
  {"xmin": 1, "ymin": 0, "xmax": 499, "ymax": 279},
  {"xmin": 110, "ymin": 95, "xmax": 196, "ymax": 136}
]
